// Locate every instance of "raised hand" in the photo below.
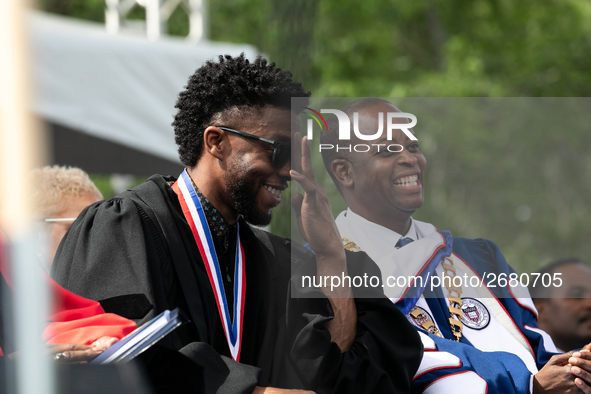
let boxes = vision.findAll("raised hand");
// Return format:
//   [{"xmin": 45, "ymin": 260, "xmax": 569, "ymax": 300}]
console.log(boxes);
[
  {"xmin": 290, "ymin": 133, "xmax": 344, "ymax": 260},
  {"xmin": 290, "ymin": 133, "xmax": 356, "ymax": 352}
]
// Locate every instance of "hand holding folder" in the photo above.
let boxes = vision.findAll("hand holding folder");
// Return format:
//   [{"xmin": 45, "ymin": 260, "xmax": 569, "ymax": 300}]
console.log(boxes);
[{"xmin": 91, "ymin": 308, "xmax": 188, "ymax": 364}]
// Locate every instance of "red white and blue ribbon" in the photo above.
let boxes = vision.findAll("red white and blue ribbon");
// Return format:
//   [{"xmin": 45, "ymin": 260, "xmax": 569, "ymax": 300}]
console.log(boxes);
[{"xmin": 172, "ymin": 170, "xmax": 246, "ymax": 361}]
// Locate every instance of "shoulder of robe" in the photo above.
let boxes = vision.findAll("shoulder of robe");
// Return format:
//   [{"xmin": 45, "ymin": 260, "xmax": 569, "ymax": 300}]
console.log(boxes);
[
  {"xmin": 54, "ymin": 174, "xmax": 176, "ymax": 265},
  {"xmin": 76, "ymin": 174, "xmax": 176, "ymax": 222},
  {"xmin": 451, "ymin": 236, "xmax": 506, "ymax": 265}
]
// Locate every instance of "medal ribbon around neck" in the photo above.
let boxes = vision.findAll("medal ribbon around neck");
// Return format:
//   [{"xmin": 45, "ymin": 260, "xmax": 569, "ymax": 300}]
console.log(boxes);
[{"xmin": 172, "ymin": 170, "xmax": 246, "ymax": 361}]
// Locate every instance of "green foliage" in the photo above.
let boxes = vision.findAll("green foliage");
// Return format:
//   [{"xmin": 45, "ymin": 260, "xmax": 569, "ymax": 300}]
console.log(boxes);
[
  {"xmin": 37, "ymin": 0, "xmax": 591, "ymax": 97},
  {"xmin": 89, "ymin": 174, "xmax": 114, "ymax": 198},
  {"xmin": 405, "ymin": 98, "xmax": 591, "ymax": 274},
  {"xmin": 37, "ymin": 0, "xmax": 591, "ymax": 273},
  {"xmin": 89, "ymin": 174, "xmax": 145, "ymax": 199},
  {"xmin": 167, "ymin": 6, "xmax": 189, "ymax": 36},
  {"xmin": 38, "ymin": 0, "xmax": 105, "ymax": 22}
]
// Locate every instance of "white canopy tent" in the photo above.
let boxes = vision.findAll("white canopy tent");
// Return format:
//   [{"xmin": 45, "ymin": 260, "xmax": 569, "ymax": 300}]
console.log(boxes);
[{"xmin": 28, "ymin": 11, "xmax": 258, "ymax": 175}]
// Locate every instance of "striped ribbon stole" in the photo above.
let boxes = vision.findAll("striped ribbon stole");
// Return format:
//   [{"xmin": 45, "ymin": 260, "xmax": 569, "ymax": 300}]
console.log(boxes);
[{"xmin": 172, "ymin": 170, "xmax": 246, "ymax": 361}]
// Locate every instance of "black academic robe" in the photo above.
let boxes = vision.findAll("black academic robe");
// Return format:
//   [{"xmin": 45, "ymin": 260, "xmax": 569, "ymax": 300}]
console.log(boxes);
[{"xmin": 51, "ymin": 175, "xmax": 422, "ymax": 394}]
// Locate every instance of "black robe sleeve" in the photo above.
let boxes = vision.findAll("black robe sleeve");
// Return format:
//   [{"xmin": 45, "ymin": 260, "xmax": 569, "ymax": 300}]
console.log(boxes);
[
  {"xmin": 286, "ymin": 245, "xmax": 423, "ymax": 394},
  {"xmin": 51, "ymin": 197, "xmax": 158, "ymax": 323}
]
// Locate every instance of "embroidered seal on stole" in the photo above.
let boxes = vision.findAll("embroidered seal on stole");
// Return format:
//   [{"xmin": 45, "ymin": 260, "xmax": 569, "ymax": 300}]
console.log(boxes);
[{"xmin": 461, "ymin": 297, "xmax": 490, "ymax": 330}]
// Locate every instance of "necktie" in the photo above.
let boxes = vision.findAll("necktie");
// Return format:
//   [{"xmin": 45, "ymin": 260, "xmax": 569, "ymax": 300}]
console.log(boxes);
[{"xmin": 395, "ymin": 237, "xmax": 414, "ymax": 249}]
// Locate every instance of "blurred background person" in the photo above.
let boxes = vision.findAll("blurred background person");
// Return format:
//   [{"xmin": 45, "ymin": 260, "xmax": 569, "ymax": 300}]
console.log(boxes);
[
  {"xmin": 0, "ymin": 166, "xmax": 135, "ymax": 359},
  {"xmin": 31, "ymin": 165, "xmax": 102, "ymax": 270},
  {"xmin": 530, "ymin": 258, "xmax": 591, "ymax": 352}
]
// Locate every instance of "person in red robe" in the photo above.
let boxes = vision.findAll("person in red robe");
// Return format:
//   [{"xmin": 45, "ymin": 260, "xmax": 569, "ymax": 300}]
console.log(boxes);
[{"xmin": 0, "ymin": 225, "xmax": 136, "ymax": 359}]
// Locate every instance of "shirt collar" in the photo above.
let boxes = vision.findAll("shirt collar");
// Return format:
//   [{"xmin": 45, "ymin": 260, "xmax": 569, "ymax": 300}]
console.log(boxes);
[{"xmin": 345, "ymin": 208, "xmax": 418, "ymax": 245}]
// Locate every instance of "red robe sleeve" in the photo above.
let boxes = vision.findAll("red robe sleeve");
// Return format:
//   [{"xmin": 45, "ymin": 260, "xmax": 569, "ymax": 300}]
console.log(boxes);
[{"xmin": 43, "ymin": 276, "xmax": 137, "ymax": 345}]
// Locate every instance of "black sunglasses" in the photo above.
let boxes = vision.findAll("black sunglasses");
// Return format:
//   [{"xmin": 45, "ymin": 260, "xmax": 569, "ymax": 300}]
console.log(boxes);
[{"xmin": 217, "ymin": 126, "xmax": 291, "ymax": 168}]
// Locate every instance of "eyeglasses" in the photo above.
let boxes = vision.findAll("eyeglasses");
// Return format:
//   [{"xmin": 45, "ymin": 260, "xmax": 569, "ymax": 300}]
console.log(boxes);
[
  {"xmin": 217, "ymin": 127, "xmax": 291, "ymax": 169},
  {"xmin": 45, "ymin": 218, "xmax": 76, "ymax": 223}
]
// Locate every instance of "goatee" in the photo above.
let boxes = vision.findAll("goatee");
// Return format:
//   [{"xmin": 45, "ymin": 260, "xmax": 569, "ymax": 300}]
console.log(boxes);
[{"xmin": 224, "ymin": 165, "xmax": 272, "ymax": 226}]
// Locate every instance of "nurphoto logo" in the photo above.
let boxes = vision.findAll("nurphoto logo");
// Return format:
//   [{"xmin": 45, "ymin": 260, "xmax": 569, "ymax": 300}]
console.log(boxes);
[{"xmin": 302, "ymin": 107, "xmax": 418, "ymax": 153}]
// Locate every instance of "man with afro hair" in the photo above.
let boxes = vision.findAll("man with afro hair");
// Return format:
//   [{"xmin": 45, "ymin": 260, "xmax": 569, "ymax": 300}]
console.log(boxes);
[{"xmin": 52, "ymin": 55, "xmax": 422, "ymax": 394}]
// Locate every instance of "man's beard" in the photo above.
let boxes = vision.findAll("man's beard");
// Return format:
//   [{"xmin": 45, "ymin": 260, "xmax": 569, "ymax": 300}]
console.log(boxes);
[{"xmin": 224, "ymin": 164, "xmax": 272, "ymax": 226}]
